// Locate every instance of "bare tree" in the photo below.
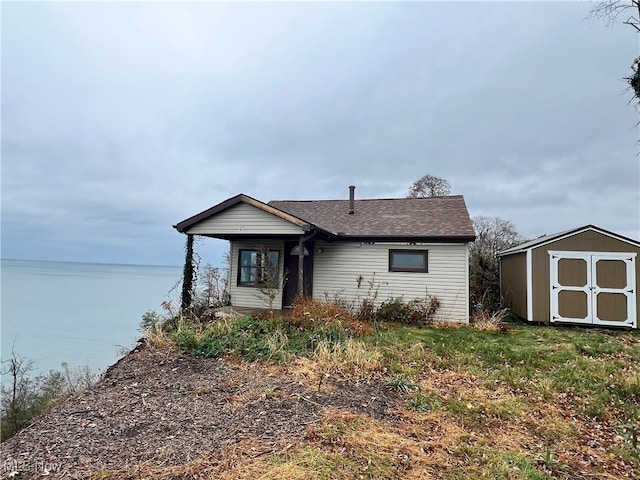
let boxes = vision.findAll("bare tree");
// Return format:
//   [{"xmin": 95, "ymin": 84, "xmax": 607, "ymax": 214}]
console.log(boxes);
[
  {"xmin": 590, "ymin": 0, "xmax": 640, "ymax": 103},
  {"xmin": 591, "ymin": 0, "xmax": 640, "ymax": 31},
  {"xmin": 407, "ymin": 174, "xmax": 451, "ymax": 198},
  {"xmin": 1, "ymin": 348, "xmax": 98, "ymax": 441},
  {"xmin": 253, "ymin": 245, "xmax": 283, "ymax": 316},
  {"xmin": 1, "ymin": 348, "xmax": 34, "ymax": 436},
  {"xmin": 470, "ymin": 216, "xmax": 523, "ymax": 258},
  {"xmin": 469, "ymin": 216, "xmax": 524, "ymax": 313},
  {"xmin": 197, "ymin": 263, "xmax": 229, "ymax": 308}
]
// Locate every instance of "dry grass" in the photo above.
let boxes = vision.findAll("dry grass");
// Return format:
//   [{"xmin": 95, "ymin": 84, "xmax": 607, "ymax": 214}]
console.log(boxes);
[
  {"xmin": 288, "ymin": 338, "xmax": 384, "ymax": 391},
  {"xmin": 12, "ymin": 318, "xmax": 638, "ymax": 480},
  {"xmin": 313, "ymin": 339, "xmax": 384, "ymax": 378},
  {"xmin": 470, "ymin": 307, "xmax": 510, "ymax": 331},
  {"xmin": 286, "ymin": 297, "xmax": 374, "ymax": 335},
  {"xmin": 140, "ymin": 324, "xmax": 175, "ymax": 350},
  {"xmin": 91, "ymin": 355, "xmax": 636, "ymax": 480},
  {"xmin": 90, "ymin": 439, "xmax": 276, "ymax": 480},
  {"xmin": 90, "ymin": 414, "xmax": 615, "ymax": 479}
]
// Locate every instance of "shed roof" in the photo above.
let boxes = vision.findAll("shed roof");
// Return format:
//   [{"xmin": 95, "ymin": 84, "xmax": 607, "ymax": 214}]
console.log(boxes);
[
  {"xmin": 499, "ymin": 224, "xmax": 640, "ymax": 256},
  {"xmin": 175, "ymin": 193, "xmax": 475, "ymax": 241}
]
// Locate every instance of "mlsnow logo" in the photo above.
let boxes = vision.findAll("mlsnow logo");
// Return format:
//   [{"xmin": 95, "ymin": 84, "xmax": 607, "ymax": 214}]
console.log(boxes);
[{"xmin": 3, "ymin": 457, "xmax": 64, "ymax": 475}]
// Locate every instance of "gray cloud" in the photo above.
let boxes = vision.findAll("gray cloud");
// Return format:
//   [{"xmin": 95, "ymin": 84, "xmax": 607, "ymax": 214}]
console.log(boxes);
[{"xmin": 2, "ymin": 2, "xmax": 638, "ymax": 265}]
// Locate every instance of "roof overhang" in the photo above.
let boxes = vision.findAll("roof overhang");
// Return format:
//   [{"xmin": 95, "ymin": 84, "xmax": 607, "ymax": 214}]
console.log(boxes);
[{"xmin": 320, "ymin": 234, "xmax": 476, "ymax": 243}]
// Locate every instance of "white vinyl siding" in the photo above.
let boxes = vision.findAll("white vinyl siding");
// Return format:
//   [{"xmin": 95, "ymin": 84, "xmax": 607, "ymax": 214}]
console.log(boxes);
[
  {"xmin": 312, "ymin": 241, "xmax": 469, "ymax": 323},
  {"xmin": 186, "ymin": 203, "xmax": 304, "ymax": 236},
  {"xmin": 229, "ymin": 239, "xmax": 286, "ymax": 309}
]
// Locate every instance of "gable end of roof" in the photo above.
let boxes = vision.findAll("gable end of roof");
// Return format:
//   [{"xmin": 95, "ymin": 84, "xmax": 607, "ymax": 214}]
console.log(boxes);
[{"xmin": 173, "ymin": 194, "xmax": 311, "ymax": 233}]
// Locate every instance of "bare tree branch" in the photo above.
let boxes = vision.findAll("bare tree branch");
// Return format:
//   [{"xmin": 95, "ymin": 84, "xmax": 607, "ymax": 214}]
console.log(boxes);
[
  {"xmin": 407, "ymin": 174, "xmax": 451, "ymax": 198},
  {"xmin": 589, "ymin": 1, "xmax": 640, "ymax": 111},
  {"xmin": 590, "ymin": 0, "xmax": 640, "ymax": 26}
]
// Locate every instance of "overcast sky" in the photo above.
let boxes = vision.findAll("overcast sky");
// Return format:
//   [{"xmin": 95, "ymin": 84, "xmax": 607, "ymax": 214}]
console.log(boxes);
[{"xmin": 2, "ymin": 1, "xmax": 639, "ymax": 267}]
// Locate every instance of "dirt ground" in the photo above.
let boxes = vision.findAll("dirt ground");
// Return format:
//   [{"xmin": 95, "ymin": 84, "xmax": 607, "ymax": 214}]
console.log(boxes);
[{"xmin": 0, "ymin": 342, "xmax": 399, "ymax": 479}]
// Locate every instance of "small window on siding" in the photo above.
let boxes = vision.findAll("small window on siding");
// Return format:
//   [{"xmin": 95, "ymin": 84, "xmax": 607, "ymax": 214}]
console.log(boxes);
[
  {"xmin": 238, "ymin": 249, "xmax": 280, "ymax": 287},
  {"xmin": 389, "ymin": 250, "xmax": 428, "ymax": 273}
]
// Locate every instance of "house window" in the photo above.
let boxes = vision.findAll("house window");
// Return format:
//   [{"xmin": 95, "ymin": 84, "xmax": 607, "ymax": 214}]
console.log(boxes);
[
  {"xmin": 238, "ymin": 249, "xmax": 280, "ymax": 286},
  {"xmin": 389, "ymin": 249, "xmax": 428, "ymax": 273}
]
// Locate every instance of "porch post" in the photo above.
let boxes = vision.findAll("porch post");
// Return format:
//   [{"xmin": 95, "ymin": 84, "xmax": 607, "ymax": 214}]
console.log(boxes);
[{"xmin": 297, "ymin": 235, "xmax": 304, "ymax": 297}]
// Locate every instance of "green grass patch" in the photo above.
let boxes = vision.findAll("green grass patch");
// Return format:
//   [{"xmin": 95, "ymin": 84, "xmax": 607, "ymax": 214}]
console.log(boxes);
[
  {"xmin": 172, "ymin": 316, "xmax": 352, "ymax": 362},
  {"xmin": 406, "ymin": 390, "xmax": 443, "ymax": 411},
  {"xmin": 284, "ymin": 446, "xmax": 403, "ymax": 480},
  {"xmin": 371, "ymin": 322, "xmax": 640, "ymax": 422},
  {"xmin": 440, "ymin": 395, "xmax": 529, "ymax": 429},
  {"xmin": 384, "ymin": 376, "xmax": 419, "ymax": 393},
  {"xmin": 446, "ymin": 446, "xmax": 557, "ymax": 480}
]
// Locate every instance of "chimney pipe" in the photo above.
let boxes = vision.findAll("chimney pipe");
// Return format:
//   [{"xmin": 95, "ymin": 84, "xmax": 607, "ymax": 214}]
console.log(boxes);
[{"xmin": 348, "ymin": 185, "xmax": 355, "ymax": 214}]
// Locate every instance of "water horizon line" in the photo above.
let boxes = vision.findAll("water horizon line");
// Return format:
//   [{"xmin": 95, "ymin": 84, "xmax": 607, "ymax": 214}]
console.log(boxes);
[{"xmin": 1, "ymin": 257, "xmax": 183, "ymax": 269}]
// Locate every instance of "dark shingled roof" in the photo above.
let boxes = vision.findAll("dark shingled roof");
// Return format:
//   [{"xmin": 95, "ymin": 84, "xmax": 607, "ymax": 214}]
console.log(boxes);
[{"xmin": 269, "ymin": 195, "xmax": 475, "ymax": 240}]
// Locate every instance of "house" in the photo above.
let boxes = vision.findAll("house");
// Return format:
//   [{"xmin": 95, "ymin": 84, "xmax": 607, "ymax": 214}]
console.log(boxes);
[
  {"xmin": 174, "ymin": 186, "xmax": 476, "ymax": 323},
  {"xmin": 499, "ymin": 225, "xmax": 639, "ymax": 329}
]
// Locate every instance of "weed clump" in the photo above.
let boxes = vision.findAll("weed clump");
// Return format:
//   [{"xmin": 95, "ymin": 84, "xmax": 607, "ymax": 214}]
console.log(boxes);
[
  {"xmin": 470, "ymin": 307, "xmax": 510, "ymax": 332},
  {"xmin": 287, "ymin": 297, "xmax": 373, "ymax": 335},
  {"xmin": 376, "ymin": 297, "xmax": 440, "ymax": 325}
]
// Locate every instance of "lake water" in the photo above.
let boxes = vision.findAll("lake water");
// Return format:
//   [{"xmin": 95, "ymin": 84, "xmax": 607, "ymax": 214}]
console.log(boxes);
[{"xmin": 1, "ymin": 259, "xmax": 183, "ymax": 377}]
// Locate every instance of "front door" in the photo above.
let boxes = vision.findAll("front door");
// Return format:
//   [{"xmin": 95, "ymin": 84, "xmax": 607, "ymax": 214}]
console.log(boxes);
[
  {"xmin": 550, "ymin": 251, "xmax": 636, "ymax": 328},
  {"xmin": 282, "ymin": 241, "xmax": 314, "ymax": 308}
]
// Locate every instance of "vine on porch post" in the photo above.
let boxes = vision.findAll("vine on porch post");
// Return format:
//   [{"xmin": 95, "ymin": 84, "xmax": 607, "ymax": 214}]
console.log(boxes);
[
  {"xmin": 181, "ymin": 234, "xmax": 195, "ymax": 314},
  {"xmin": 297, "ymin": 235, "xmax": 304, "ymax": 298}
]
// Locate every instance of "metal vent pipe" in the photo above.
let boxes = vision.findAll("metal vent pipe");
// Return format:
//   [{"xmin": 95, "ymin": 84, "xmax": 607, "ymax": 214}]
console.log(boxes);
[{"xmin": 348, "ymin": 185, "xmax": 355, "ymax": 214}]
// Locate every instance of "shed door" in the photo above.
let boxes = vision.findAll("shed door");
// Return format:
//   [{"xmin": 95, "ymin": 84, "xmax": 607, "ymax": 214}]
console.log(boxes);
[{"xmin": 550, "ymin": 251, "xmax": 636, "ymax": 328}]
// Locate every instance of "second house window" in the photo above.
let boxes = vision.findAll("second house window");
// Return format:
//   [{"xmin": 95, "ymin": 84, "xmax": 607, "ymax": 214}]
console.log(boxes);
[{"xmin": 389, "ymin": 249, "xmax": 428, "ymax": 273}]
